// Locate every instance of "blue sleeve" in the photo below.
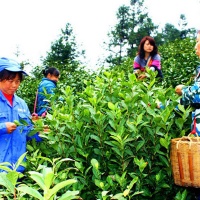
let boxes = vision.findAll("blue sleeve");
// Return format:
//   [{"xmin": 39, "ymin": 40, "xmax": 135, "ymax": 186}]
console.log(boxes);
[
  {"xmin": 181, "ymin": 83, "xmax": 200, "ymax": 105},
  {"xmin": 27, "ymin": 132, "xmax": 42, "ymax": 142},
  {"xmin": 45, "ymin": 82, "xmax": 56, "ymax": 95},
  {"xmin": 0, "ymin": 122, "xmax": 8, "ymax": 135}
]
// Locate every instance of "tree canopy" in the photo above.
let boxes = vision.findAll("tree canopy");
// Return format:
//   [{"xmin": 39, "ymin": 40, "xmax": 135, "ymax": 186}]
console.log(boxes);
[{"xmin": 105, "ymin": 0, "xmax": 196, "ymax": 66}]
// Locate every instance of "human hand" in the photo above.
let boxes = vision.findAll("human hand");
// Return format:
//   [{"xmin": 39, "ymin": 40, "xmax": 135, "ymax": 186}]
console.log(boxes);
[
  {"xmin": 175, "ymin": 84, "xmax": 185, "ymax": 96},
  {"xmin": 134, "ymin": 69, "xmax": 141, "ymax": 74},
  {"xmin": 5, "ymin": 122, "xmax": 17, "ymax": 134},
  {"xmin": 138, "ymin": 74, "xmax": 146, "ymax": 80}
]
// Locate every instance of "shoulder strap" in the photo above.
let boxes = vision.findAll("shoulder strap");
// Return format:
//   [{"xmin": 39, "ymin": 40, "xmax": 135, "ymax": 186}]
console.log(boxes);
[{"xmin": 33, "ymin": 90, "xmax": 38, "ymax": 114}]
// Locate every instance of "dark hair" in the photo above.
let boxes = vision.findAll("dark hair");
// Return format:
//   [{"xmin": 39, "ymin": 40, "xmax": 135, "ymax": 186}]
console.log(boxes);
[
  {"xmin": 0, "ymin": 69, "xmax": 23, "ymax": 82},
  {"xmin": 138, "ymin": 36, "xmax": 158, "ymax": 59},
  {"xmin": 43, "ymin": 67, "xmax": 60, "ymax": 78}
]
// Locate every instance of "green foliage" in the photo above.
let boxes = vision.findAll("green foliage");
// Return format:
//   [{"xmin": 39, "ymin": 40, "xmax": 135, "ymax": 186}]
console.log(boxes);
[
  {"xmin": 160, "ymin": 21, "xmax": 195, "ymax": 45},
  {"xmin": 17, "ymin": 165, "xmax": 78, "ymax": 200},
  {"xmin": 106, "ymin": 1, "xmax": 196, "ymax": 66},
  {"xmin": 57, "ymin": 66, "xmax": 97, "ymax": 94},
  {"xmin": 17, "ymin": 75, "xmax": 39, "ymax": 113},
  {"xmin": 17, "ymin": 64, "xmax": 95, "ymax": 114},
  {"xmin": 14, "ymin": 25, "xmax": 200, "ymax": 199},
  {"xmin": 22, "ymin": 66, "xmax": 193, "ymax": 199},
  {"xmin": 0, "ymin": 155, "xmax": 79, "ymax": 199},
  {"xmin": 0, "ymin": 153, "xmax": 26, "ymax": 199},
  {"xmin": 160, "ymin": 38, "xmax": 200, "ymax": 87},
  {"xmin": 174, "ymin": 189, "xmax": 188, "ymax": 200}
]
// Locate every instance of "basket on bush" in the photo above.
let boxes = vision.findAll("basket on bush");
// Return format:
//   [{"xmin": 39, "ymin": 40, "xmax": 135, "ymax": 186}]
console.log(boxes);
[{"xmin": 170, "ymin": 135, "xmax": 200, "ymax": 187}]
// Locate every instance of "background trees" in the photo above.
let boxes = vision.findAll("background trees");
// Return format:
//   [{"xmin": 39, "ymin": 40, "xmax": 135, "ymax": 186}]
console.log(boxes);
[
  {"xmin": 105, "ymin": 0, "xmax": 196, "ymax": 66},
  {"xmin": 42, "ymin": 23, "xmax": 85, "ymax": 70},
  {"xmin": 18, "ymin": 23, "xmax": 93, "ymax": 112},
  {"xmin": 105, "ymin": 0, "xmax": 158, "ymax": 66}
]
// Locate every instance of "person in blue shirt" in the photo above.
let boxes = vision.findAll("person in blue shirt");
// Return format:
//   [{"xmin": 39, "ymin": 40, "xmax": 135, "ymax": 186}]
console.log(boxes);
[
  {"xmin": 175, "ymin": 66, "xmax": 200, "ymax": 136},
  {"xmin": 175, "ymin": 30, "xmax": 200, "ymax": 136},
  {"xmin": 36, "ymin": 67, "xmax": 60, "ymax": 117},
  {"xmin": 175, "ymin": 30, "xmax": 200, "ymax": 199},
  {"xmin": 0, "ymin": 57, "xmax": 41, "ymax": 173}
]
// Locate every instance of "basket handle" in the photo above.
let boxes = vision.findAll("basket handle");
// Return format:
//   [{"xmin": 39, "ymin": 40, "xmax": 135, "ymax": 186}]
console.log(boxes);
[
  {"xmin": 176, "ymin": 136, "xmax": 192, "ymax": 148},
  {"xmin": 176, "ymin": 134, "xmax": 199, "ymax": 149},
  {"xmin": 175, "ymin": 116, "xmax": 200, "ymax": 149}
]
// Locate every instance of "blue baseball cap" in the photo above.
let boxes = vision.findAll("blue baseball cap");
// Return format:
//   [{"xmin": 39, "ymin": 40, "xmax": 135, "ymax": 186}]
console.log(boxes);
[{"xmin": 0, "ymin": 57, "xmax": 28, "ymax": 75}]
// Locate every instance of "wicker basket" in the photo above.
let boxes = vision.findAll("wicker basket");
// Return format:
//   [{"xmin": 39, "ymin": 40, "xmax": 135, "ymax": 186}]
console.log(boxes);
[{"xmin": 170, "ymin": 136, "xmax": 200, "ymax": 187}]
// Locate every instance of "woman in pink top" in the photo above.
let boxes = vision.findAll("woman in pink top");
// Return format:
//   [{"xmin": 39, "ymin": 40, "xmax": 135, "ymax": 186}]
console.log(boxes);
[{"xmin": 133, "ymin": 36, "xmax": 163, "ymax": 80}]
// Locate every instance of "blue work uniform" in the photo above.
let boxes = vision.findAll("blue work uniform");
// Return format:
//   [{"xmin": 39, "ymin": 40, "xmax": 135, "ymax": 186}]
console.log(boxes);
[
  {"xmin": 0, "ymin": 91, "xmax": 41, "ymax": 173},
  {"xmin": 36, "ymin": 78, "xmax": 57, "ymax": 116}
]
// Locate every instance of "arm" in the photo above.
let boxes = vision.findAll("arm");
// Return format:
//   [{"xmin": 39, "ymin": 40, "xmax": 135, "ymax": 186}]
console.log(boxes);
[
  {"xmin": 179, "ymin": 83, "xmax": 200, "ymax": 106},
  {"xmin": 133, "ymin": 55, "xmax": 142, "ymax": 73},
  {"xmin": 46, "ymin": 84, "xmax": 56, "ymax": 96},
  {"xmin": 133, "ymin": 56, "xmax": 148, "ymax": 79},
  {"xmin": 175, "ymin": 84, "xmax": 185, "ymax": 96},
  {"xmin": 150, "ymin": 54, "xmax": 163, "ymax": 78},
  {"xmin": 0, "ymin": 110, "xmax": 17, "ymax": 135},
  {"xmin": 150, "ymin": 54, "xmax": 161, "ymax": 70},
  {"xmin": 0, "ymin": 122, "xmax": 15, "ymax": 135}
]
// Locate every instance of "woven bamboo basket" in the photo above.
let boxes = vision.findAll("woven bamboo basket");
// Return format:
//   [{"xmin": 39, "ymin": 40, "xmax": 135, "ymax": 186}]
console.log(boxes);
[{"xmin": 170, "ymin": 136, "xmax": 200, "ymax": 187}]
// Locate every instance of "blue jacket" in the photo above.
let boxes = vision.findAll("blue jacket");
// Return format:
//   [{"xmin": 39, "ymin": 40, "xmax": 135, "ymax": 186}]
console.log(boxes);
[
  {"xmin": 36, "ymin": 78, "xmax": 57, "ymax": 116},
  {"xmin": 0, "ymin": 91, "xmax": 41, "ymax": 173}
]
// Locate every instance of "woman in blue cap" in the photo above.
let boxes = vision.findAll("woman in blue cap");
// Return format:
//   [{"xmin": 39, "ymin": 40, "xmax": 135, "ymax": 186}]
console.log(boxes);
[{"xmin": 0, "ymin": 57, "xmax": 41, "ymax": 173}]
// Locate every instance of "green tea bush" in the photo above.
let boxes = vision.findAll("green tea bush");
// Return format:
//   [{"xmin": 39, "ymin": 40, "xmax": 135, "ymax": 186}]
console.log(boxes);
[
  {"xmin": 159, "ymin": 38, "xmax": 199, "ymax": 88},
  {"xmin": 25, "ymin": 68, "xmax": 194, "ymax": 199},
  {"xmin": 14, "ymin": 38, "xmax": 200, "ymax": 199}
]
